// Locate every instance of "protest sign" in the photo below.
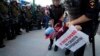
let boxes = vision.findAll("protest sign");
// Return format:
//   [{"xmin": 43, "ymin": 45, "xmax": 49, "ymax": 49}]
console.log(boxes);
[{"xmin": 55, "ymin": 26, "xmax": 89, "ymax": 52}]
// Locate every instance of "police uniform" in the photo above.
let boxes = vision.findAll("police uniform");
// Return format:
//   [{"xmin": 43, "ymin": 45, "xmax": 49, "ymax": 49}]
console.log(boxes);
[
  {"xmin": 25, "ymin": 8, "xmax": 33, "ymax": 32},
  {"xmin": 0, "ymin": 13, "xmax": 5, "ymax": 48},
  {"xmin": 19, "ymin": 9, "xmax": 26, "ymax": 29},
  {"xmin": 64, "ymin": 0, "xmax": 99, "ymax": 56},
  {"xmin": 0, "ymin": 2, "xmax": 7, "ymax": 48},
  {"xmin": 10, "ymin": 1, "xmax": 21, "ymax": 38},
  {"xmin": 1, "ymin": 2, "xmax": 13, "ymax": 40},
  {"xmin": 35, "ymin": 6, "xmax": 43, "ymax": 30}
]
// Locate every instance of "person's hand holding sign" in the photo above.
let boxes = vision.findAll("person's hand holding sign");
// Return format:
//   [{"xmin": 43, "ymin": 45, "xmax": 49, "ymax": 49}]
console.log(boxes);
[
  {"xmin": 66, "ymin": 21, "xmax": 82, "ymax": 31},
  {"xmin": 75, "ymin": 25, "xmax": 82, "ymax": 30}
]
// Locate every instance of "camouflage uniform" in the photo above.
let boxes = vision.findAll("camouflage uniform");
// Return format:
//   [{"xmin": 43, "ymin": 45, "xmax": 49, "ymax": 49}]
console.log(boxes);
[
  {"xmin": 0, "ymin": 1, "xmax": 9, "ymax": 48},
  {"xmin": 25, "ymin": 8, "xmax": 33, "ymax": 32},
  {"xmin": 9, "ymin": 1, "xmax": 21, "ymax": 39}
]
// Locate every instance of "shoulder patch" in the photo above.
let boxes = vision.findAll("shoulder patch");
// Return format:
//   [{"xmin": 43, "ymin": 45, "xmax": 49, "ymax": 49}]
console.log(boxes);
[{"xmin": 89, "ymin": 0, "xmax": 95, "ymax": 8}]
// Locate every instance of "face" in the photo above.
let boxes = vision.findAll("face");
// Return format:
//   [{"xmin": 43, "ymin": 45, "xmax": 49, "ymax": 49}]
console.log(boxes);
[{"xmin": 52, "ymin": 0, "xmax": 60, "ymax": 6}]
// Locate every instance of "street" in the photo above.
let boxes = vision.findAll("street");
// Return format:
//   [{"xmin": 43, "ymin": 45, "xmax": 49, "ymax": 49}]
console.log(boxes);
[{"xmin": 0, "ymin": 26, "xmax": 100, "ymax": 56}]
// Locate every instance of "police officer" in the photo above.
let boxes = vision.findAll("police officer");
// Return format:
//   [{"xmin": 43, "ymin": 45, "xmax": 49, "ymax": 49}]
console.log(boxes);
[
  {"xmin": 1, "ymin": 1, "xmax": 12, "ymax": 40},
  {"xmin": 0, "ymin": 1, "xmax": 6, "ymax": 48},
  {"xmin": 10, "ymin": 1, "xmax": 21, "ymax": 37},
  {"xmin": 19, "ymin": 7, "xmax": 26, "ymax": 30},
  {"xmin": 48, "ymin": 0, "xmax": 65, "ymax": 51},
  {"xmin": 25, "ymin": 6, "xmax": 33, "ymax": 32},
  {"xmin": 35, "ymin": 6, "xmax": 43, "ymax": 30},
  {"xmin": 64, "ymin": 0, "xmax": 99, "ymax": 56},
  {"xmin": 0, "ymin": 13, "xmax": 5, "ymax": 48}
]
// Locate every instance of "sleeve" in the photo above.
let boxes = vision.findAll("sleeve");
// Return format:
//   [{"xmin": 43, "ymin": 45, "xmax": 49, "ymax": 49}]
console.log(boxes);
[
  {"xmin": 84, "ymin": 0, "xmax": 99, "ymax": 20},
  {"xmin": 49, "ymin": 8, "xmax": 55, "ymax": 20}
]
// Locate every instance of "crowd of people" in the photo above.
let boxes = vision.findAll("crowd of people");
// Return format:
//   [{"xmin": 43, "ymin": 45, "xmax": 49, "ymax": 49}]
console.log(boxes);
[
  {"xmin": 0, "ymin": 0, "xmax": 100, "ymax": 56},
  {"xmin": 0, "ymin": 0, "xmax": 49, "ymax": 48}
]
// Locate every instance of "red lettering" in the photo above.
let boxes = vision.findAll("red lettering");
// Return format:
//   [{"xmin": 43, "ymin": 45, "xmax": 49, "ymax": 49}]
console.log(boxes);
[
  {"xmin": 60, "ymin": 30, "xmax": 77, "ymax": 45},
  {"xmin": 60, "ymin": 43, "xmax": 62, "ymax": 45}
]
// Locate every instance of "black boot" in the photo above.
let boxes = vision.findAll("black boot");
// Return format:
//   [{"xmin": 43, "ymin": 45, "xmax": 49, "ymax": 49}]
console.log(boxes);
[
  {"xmin": 65, "ymin": 49, "xmax": 70, "ymax": 55},
  {"xmin": 89, "ymin": 38, "xmax": 93, "ymax": 43},
  {"xmin": 0, "ymin": 45, "xmax": 5, "ymax": 48},
  {"xmin": 7, "ymin": 34, "xmax": 16, "ymax": 40},
  {"xmin": 48, "ymin": 39, "xmax": 53, "ymax": 50},
  {"xmin": 48, "ymin": 44, "xmax": 52, "ymax": 50},
  {"xmin": 26, "ymin": 28, "xmax": 29, "ymax": 32},
  {"xmin": 54, "ymin": 45, "xmax": 58, "ymax": 52}
]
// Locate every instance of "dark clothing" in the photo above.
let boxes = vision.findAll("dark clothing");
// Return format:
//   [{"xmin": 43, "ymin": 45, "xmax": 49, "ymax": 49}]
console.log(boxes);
[
  {"xmin": 0, "ymin": 13, "xmax": 5, "ymax": 46},
  {"xmin": 0, "ymin": 2, "xmax": 10, "ymax": 45},
  {"xmin": 65, "ymin": 0, "xmax": 99, "ymax": 34},
  {"xmin": 65, "ymin": 0, "xmax": 99, "ymax": 36},
  {"xmin": 19, "ymin": 10, "xmax": 26, "ymax": 29},
  {"xmin": 64, "ymin": 0, "xmax": 99, "ymax": 56},
  {"xmin": 74, "ymin": 44, "xmax": 86, "ymax": 56},
  {"xmin": 44, "ymin": 15, "xmax": 50, "ymax": 29},
  {"xmin": 49, "ymin": 5, "xmax": 65, "ymax": 25},
  {"xmin": 9, "ymin": 3, "xmax": 21, "ymax": 36},
  {"xmin": 65, "ymin": 0, "xmax": 99, "ymax": 20},
  {"xmin": 48, "ymin": 4, "xmax": 65, "ymax": 51}
]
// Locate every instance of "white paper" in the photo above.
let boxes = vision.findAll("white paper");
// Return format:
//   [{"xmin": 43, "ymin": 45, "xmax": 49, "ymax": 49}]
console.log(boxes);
[{"xmin": 55, "ymin": 25, "xmax": 89, "ymax": 52}]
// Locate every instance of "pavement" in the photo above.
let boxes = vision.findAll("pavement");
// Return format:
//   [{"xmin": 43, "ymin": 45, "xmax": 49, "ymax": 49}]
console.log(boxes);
[{"xmin": 0, "ymin": 25, "xmax": 100, "ymax": 56}]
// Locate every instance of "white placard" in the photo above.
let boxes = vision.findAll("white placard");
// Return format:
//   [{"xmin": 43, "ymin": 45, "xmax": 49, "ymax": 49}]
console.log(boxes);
[{"xmin": 55, "ymin": 25, "xmax": 89, "ymax": 52}]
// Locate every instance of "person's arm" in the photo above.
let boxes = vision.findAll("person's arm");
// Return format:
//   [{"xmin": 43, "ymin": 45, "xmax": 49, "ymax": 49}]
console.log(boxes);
[
  {"xmin": 70, "ymin": 15, "xmax": 91, "ymax": 25},
  {"xmin": 49, "ymin": 7, "xmax": 55, "ymax": 27},
  {"xmin": 66, "ymin": 15, "xmax": 91, "ymax": 30},
  {"xmin": 67, "ymin": 0, "xmax": 98, "ymax": 26}
]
